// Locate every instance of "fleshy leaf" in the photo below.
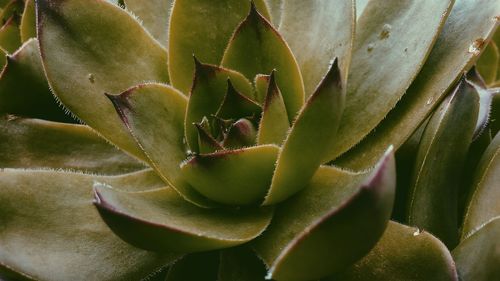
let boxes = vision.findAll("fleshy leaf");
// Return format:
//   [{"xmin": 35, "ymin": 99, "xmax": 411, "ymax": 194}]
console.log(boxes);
[
  {"xmin": 254, "ymin": 74, "xmax": 270, "ymax": 104},
  {"xmin": 0, "ymin": 47, "xmax": 5, "ymax": 69},
  {"xmin": 221, "ymin": 3, "xmax": 304, "ymax": 120},
  {"xmin": 219, "ymin": 247, "xmax": 267, "ymax": 281},
  {"xmin": 0, "ymin": 115, "xmax": 145, "ymax": 175},
  {"xmin": 0, "ymin": 16, "xmax": 21, "ymax": 53},
  {"xmin": 476, "ymin": 39, "xmax": 499, "ymax": 85},
  {"xmin": 278, "ymin": 0, "xmax": 354, "ymax": 96},
  {"xmin": 195, "ymin": 121, "xmax": 224, "ymax": 154},
  {"xmin": 94, "ymin": 185, "xmax": 274, "ymax": 253},
  {"xmin": 0, "ymin": 169, "xmax": 178, "ymax": 281},
  {"xmin": 453, "ymin": 217, "xmax": 500, "ymax": 281},
  {"xmin": 263, "ymin": 60, "xmax": 344, "ymax": 205},
  {"xmin": 216, "ymin": 80, "xmax": 261, "ymax": 120},
  {"xmin": 222, "ymin": 118, "xmax": 258, "ymax": 149},
  {"xmin": 106, "ymin": 83, "xmax": 216, "ymax": 208},
  {"xmin": 461, "ymin": 132, "xmax": 500, "ymax": 239},
  {"xmin": 168, "ymin": 0, "xmax": 270, "ymax": 94},
  {"xmin": 20, "ymin": 0, "xmax": 36, "ymax": 42},
  {"xmin": 356, "ymin": 0, "xmax": 369, "ymax": 19},
  {"xmin": 257, "ymin": 72, "xmax": 289, "ymax": 145},
  {"xmin": 166, "ymin": 252, "xmax": 219, "ymax": 281},
  {"xmin": 254, "ymin": 147, "xmax": 395, "ymax": 280},
  {"xmin": 327, "ymin": 0, "xmax": 454, "ymax": 162},
  {"xmin": 181, "ymin": 145, "xmax": 279, "ymax": 205},
  {"xmin": 37, "ymin": 0, "xmax": 169, "ymax": 160},
  {"xmin": 406, "ymin": 79, "xmax": 479, "ymax": 248},
  {"xmin": 264, "ymin": 0, "xmax": 282, "ymax": 27},
  {"xmin": 326, "ymin": 221, "xmax": 458, "ymax": 281},
  {"xmin": 0, "ymin": 39, "xmax": 74, "ymax": 122},
  {"xmin": 0, "ymin": 0, "xmax": 23, "ymax": 20},
  {"xmin": 185, "ymin": 60, "xmax": 252, "ymax": 153},
  {"xmin": 336, "ymin": 0, "xmax": 500, "ymax": 170},
  {"xmin": 123, "ymin": 0, "xmax": 172, "ymax": 47}
]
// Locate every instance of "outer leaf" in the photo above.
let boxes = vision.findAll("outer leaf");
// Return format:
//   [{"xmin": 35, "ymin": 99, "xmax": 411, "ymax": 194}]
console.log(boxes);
[
  {"xmin": 184, "ymin": 60, "xmax": 252, "ymax": 153},
  {"xmin": 327, "ymin": 221, "xmax": 458, "ymax": 281},
  {"xmin": 0, "ymin": 169, "xmax": 178, "ymax": 281},
  {"xmin": 219, "ymin": 247, "xmax": 267, "ymax": 281},
  {"xmin": 107, "ymin": 83, "xmax": 216, "ymax": 208},
  {"xmin": 263, "ymin": 61, "xmax": 344, "ymax": 205},
  {"xmin": 327, "ymin": 0, "xmax": 454, "ymax": 162},
  {"xmin": 37, "ymin": 0, "xmax": 169, "ymax": 160},
  {"xmin": 124, "ymin": 0, "xmax": 172, "ymax": 47},
  {"xmin": 94, "ymin": 185, "xmax": 274, "ymax": 253},
  {"xmin": 181, "ymin": 145, "xmax": 279, "ymax": 205},
  {"xmin": 264, "ymin": 0, "xmax": 282, "ymax": 27},
  {"xmin": 278, "ymin": 0, "xmax": 354, "ymax": 97},
  {"xmin": 168, "ymin": 0, "xmax": 270, "ymax": 94},
  {"xmin": 453, "ymin": 217, "xmax": 500, "ymax": 281},
  {"xmin": 476, "ymin": 39, "xmax": 499, "ymax": 85},
  {"xmin": 20, "ymin": 0, "xmax": 36, "ymax": 42},
  {"xmin": 254, "ymin": 148, "xmax": 395, "ymax": 280},
  {"xmin": 0, "ymin": 39, "xmax": 73, "ymax": 122},
  {"xmin": 356, "ymin": 0, "xmax": 369, "ymax": 19},
  {"xmin": 166, "ymin": 252, "xmax": 219, "ymax": 281},
  {"xmin": 0, "ymin": 115, "xmax": 144, "ymax": 175},
  {"xmin": 0, "ymin": 16, "xmax": 21, "ymax": 53},
  {"xmin": 221, "ymin": 4, "xmax": 304, "ymax": 120},
  {"xmin": 461, "ymin": 132, "xmax": 500, "ymax": 239},
  {"xmin": 336, "ymin": 0, "xmax": 500, "ymax": 170},
  {"xmin": 407, "ymin": 79, "xmax": 479, "ymax": 248}
]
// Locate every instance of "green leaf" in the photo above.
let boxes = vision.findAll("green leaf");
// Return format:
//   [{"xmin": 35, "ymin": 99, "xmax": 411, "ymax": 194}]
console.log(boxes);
[
  {"xmin": 181, "ymin": 145, "xmax": 279, "ymax": 205},
  {"xmin": 0, "ymin": 47, "xmax": 5, "ymax": 69},
  {"xmin": 407, "ymin": 79, "xmax": 479, "ymax": 248},
  {"xmin": 20, "ymin": 0, "xmax": 36, "ymax": 42},
  {"xmin": 355, "ymin": 0, "xmax": 369, "ymax": 19},
  {"xmin": 0, "ymin": 39, "xmax": 74, "ymax": 123},
  {"xmin": 476, "ymin": 39, "xmax": 499, "ymax": 85},
  {"xmin": 106, "ymin": 83, "xmax": 216, "ymax": 208},
  {"xmin": 166, "ymin": 252, "xmax": 219, "ymax": 281},
  {"xmin": 123, "ymin": 0, "xmax": 172, "ymax": 47},
  {"xmin": 184, "ymin": 60, "xmax": 252, "ymax": 153},
  {"xmin": 329, "ymin": 0, "xmax": 454, "ymax": 162},
  {"xmin": 254, "ymin": 73, "xmax": 270, "ymax": 104},
  {"xmin": 37, "ymin": 0, "xmax": 169, "ymax": 160},
  {"xmin": 0, "ymin": 0, "xmax": 22, "ymax": 22},
  {"xmin": 216, "ymin": 80, "xmax": 261, "ymax": 120},
  {"xmin": 263, "ymin": 60, "xmax": 344, "ymax": 205},
  {"xmin": 264, "ymin": 0, "xmax": 282, "ymax": 27},
  {"xmin": 326, "ymin": 221, "xmax": 458, "ymax": 281},
  {"xmin": 335, "ymin": 0, "xmax": 500, "ymax": 170},
  {"xmin": 453, "ymin": 217, "xmax": 500, "ymax": 281},
  {"xmin": 0, "ymin": 115, "xmax": 145, "ymax": 175},
  {"xmin": 278, "ymin": 0, "xmax": 354, "ymax": 97},
  {"xmin": 254, "ymin": 147, "xmax": 395, "ymax": 280},
  {"xmin": 222, "ymin": 118, "xmax": 258, "ymax": 149},
  {"xmin": 461, "ymin": 132, "xmax": 500, "ymax": 239},
  {"xmin": 94, "ymin": 185, "xmax": 274, "ymax": 253},
  {"xmin": 0, "ymin": 16, "xmax": 21, "ymax": 53},
  {"xmin": 257, "ymin": 72, "xmax": 290, "ymax": 145},
  {"xmin": 195, "ymin": 121, "xmax": 224, "ymax": 154},
  {"xmin": 219, "ymin": 247, "xmax": 267, "ymax": 281},
  {"xmin": 0, "ymin": 169, "xmax": 178, "ymax": 281},
  {"xmin": 168, "ymin": 0, "xmax": 270, "ymax": 94},
  {"xmin": 221, "ymin": 4, "xmax": 304, "ymax": 120}
]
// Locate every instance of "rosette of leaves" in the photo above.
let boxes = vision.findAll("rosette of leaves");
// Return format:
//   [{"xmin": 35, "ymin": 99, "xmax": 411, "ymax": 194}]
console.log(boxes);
[{"xmin": 0, "ymin": 0, "xmax": 499, "ymax": 280}]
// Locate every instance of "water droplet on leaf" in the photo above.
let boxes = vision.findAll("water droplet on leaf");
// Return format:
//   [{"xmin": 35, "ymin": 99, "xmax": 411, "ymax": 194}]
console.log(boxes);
[
  {"xmin": 379, "ymin": 24, "xmax": 392, "ymax": 39},
  {"xmin": 413, "ymin": 228, "xmax": 421, "ymax": 236},
  {"xmin": 468, "ymin": 39, "xmax": 485, "ymax": 56},
  {"xmin": 88, "ymin": 73, "xmax": 95, "ymax": 83}
]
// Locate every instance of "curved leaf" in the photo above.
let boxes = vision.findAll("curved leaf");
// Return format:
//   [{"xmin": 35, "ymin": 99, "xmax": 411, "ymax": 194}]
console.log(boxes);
[
  {"xmin": 0, "ymin": 16, "xmax": 21, "ymax": 53},
  {"xmin": 0, "ymin": 115, "xmax": 145, "ymax": 174},
  {"xmin": 461, "ymin": 132, "xmax": 500, "ymax": 239},
  {"xmin": 263, "ymin": 60, "xmax": 344, "ymax": 205},
  {"xmin": 453, "ymin": 217, "xmax": 500, "ymax": 281},
  {"xmin": 94, "ymin": 185, "xmax": 274, "ymax": 253},
  {"xmin": 278, "ymin": 0, "xmax": 354, "ymax": 97},
  {"xmin": 336, "ymin": 0, "xmax": 500, "ymax": 170},
  {"xmin": 0, "ymin": 39, "xmax": 74, "ymax": 122},
  {"xmin": 181, "ymin": 145, "xmax": 279, "ymax": 205},
  {"xmin": 0, "ymin": 169, "xmax": 177, "ymax": 281},
  {"xmin": 123, "ymin": 0, "xmax": 172, "ymax": 47},
  {"xmin": 476, "ymin": 39, "xmax": 499, "ymax": 85},
  {"xmin": 168, "ymin": 0, "xmax": 270, "ymax": 94},
  {"xmin": 37, "ymin": 0, "xmax": 169, "ymax": 159},
  {"xmin": 20, "ymin": 0, "xmax": 36, "ymax": 42},
  {"xmin": 407, "ymin": 79, "xmax": 479, "ymax": 248},
  {"xmin": 254, "ymin": 147, "xmax": 395, "ymax": 280},
  {"xmin": 327, "ymin": 221, "xmax": 458, "ymax": 281},
  {"xmin": 221, "ymin": 4, "xmax": 304, "ymax": 120}
]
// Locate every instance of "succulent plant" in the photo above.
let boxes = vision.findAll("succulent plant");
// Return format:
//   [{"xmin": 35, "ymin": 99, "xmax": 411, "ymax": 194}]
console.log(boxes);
[{"xmin": 0, "ymin": 0, "xmax": 499, "ymax": 280}]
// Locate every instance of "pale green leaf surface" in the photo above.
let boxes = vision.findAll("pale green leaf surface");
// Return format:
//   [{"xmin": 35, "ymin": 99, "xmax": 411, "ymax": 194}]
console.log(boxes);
[
  {"xmin": 221, "ymin": 5, "xmax": 304, "ymax": 120},
  {"xmin": 264, "ymin": 0, "xmax": 282, "ymax": 27},
  {"xmin": 453, "ymin": 217, "xmax": 500, "ymax": 281},
  {"xmin": 37, "ymin": 0, "xmax": 169, "ymax": 160},
  {"xmin": 461, "ymin": 132, "xmax": 500, "ymax": 239},
  {"xmin": 328, "ymin": 0, "xmax": 454, "ymax": 162},
  {"xmin": 254, "ymin": 73, "xmax": 270, "ymax": 104},
  {"xmin": 254, "ymin": 148, "xmax": 395, "ymax": 280},
  {"xmin": 264, "ymin": 61, "xmax": 344, "ymax": 205},
  {"xmin": 20, "ymin": 0, "xmax": 36, "ymax": 42},
  {"xmin": 124, "ymin": 0, "xmax": 172, "ymax": 47},
  {"xmin": 181, "ymin": 145, "xmax": 279, "ymax": 205},
  {"xmin": 279, "ymin": 0, "xmax": 354, "ymax": 97},
  {"xmin": 336, "ymin": 0, "xmax": 500, "ymax": 170},
  {"xmin": 168, "ymin": 0, "xmax": 269, "ymax": 94},
  {"xmin": 0, "ymin": 169, "xmax": 177, "ymax": 281},
  {"xmin": 0, "ymin": 16, "xmax": 21, "ymax": 53},
  {"xmin": 326, "ymin": 221, "xmax": 458, "ymax": 281},
  {"xmin": 356, "ymin": 0, "xmax": 369, "ymax": 19},
  {"xmin": 0, "ymin": 116, "xmax": 145, "ymax": 175},
  {"xmin": 94, "ymin": 185, "xmax": 274, "ymax": 253}
]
